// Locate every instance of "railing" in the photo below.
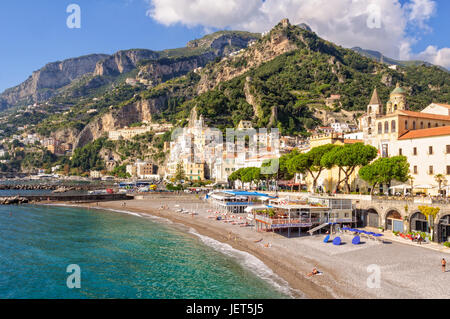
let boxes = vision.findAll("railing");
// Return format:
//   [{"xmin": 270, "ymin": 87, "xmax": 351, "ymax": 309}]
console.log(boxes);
[{"xmin": 254, "ymin": 215, "xmax": 320, "ymax": 225}]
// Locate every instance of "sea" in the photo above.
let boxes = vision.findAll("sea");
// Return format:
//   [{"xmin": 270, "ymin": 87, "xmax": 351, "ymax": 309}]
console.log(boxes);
[{"xmin": 0, "ymin": 204, "xmax": 295, "ymax": 299}]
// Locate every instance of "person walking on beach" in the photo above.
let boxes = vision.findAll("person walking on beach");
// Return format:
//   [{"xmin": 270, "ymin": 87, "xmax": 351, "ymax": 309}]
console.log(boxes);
[{"xmin": 442, "ymin": 258, "xmax": 447, "ymax": 273}]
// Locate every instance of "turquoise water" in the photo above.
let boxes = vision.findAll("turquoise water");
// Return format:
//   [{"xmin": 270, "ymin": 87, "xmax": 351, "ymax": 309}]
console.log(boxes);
[{"xmin": 0, "ymin": 205, "xmax": 292, "ymax": 299}]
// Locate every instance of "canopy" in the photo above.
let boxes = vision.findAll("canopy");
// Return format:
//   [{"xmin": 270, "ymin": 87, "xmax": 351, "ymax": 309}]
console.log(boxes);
[
  {"xmin": 244, "ymin": 205, "xmax": 270, "ymax": 213},
  {"xmin": 414, "ymin": 184, "xmax": 436, "ymax": 189},
  {"xmin": 389, "ymin": 184, "xmax": 412, "ymax": 190},
  {"xmin": 224, "ymin": 191, "xmax": 277, "ymax": 198}
]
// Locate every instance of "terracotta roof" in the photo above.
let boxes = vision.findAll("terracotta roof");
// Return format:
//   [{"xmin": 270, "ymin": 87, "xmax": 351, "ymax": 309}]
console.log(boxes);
[
  {"xmin": 398, "ymin": 126, "xmax": 450, "ymax": 140},
  {"xmin": 398, "ymin": 110, "xmax": 450, "ymax": 121}
]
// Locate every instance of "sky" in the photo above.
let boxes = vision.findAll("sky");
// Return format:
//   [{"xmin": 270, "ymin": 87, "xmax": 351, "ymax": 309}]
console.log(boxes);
[{"xmin": 0, "ymin": 0, "xmax": 449, "ymax": 93}]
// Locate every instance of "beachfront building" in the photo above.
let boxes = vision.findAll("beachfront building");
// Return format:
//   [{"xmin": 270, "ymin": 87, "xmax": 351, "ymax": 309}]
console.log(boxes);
[
  {"xmin": 303, "ymin": 133, "xmax": 364, "ymax": 193},
  {"xmin": 208, "ymin": 190, "xmax": 275, "ymax": 214},
  {"xmin": 359, "ymin": 85, "xmax": 450, "ymax": 195},
  {"xmin": 251, "ymin": 196, "xmax": 354, "ymax": 237}
]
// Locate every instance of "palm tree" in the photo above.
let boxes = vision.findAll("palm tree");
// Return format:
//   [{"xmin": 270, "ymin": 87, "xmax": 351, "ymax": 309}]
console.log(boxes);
[{"xmin": 434, "ymin": 174, "xmax": 448, "ymax": 195}]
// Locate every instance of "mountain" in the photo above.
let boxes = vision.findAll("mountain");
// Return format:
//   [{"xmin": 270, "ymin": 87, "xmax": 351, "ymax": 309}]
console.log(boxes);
[
  {"xmin": 2, "ymin": 19, "xmax": 449, "ymax": 156},
  {"xmin": 0, "ymin": 54, "xmax": 109, "ymax": 108},
  {"xmin": 0, "ymin": 31, "xmax": 260, "ymax": 111},
  {"xmin": 350, "ymin": 47, "xmax": 447, "ymax": 70}
]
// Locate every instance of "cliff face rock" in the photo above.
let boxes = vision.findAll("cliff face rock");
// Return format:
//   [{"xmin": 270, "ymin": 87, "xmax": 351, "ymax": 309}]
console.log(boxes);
[
  {"xmin": 196, "ymin": 25, "xmax": 298, "ymax": 94},
  {"xmin": 94, "ymin": 49, "xmax": 160, "ymax": 76},
  {"xmin": 137, "ymin": 54, "xmax": 214, "ymax": 87},
  {"xmin": 187, "ymin": 32, "xmax": 259, "ymax": 55},
  {"xmin": 0, "ymin": 54, "xmax": 109, "ymax": 108},
  {"xmin": 74, "ymin": 97, "xmax": 167, "ymax": 148}
]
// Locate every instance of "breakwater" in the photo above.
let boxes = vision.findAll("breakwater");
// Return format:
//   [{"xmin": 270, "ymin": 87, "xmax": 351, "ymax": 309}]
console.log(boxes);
[{"xmin": 0, "ymin": 193, "xmax": 132, "ymax": 205}]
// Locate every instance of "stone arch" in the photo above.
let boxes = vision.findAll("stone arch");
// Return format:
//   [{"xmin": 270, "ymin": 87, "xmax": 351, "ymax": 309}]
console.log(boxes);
[
  {"xmin": 409, "ymin": 211, "xmax": 428, "ymax": 233},
  {"xmin": 436, "ymin": 212, "xmax": 450, "ymax": 243},
  {"xmin": 366, "ymin": 207, "xmax": 380, "ymax": 228},
  {"xmin": 384, "ymin": 209, "xmax": 404, "ymax": 231}
]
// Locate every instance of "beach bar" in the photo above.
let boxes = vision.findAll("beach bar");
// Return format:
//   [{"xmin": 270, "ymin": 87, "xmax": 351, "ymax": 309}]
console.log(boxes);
[
  {"xmin": 208, "ymin": 191, "xmax": 277, "ymax": 214},
  {"xmin": 252, "ymin": 196, "xmax": 355, "ymax": 237}
]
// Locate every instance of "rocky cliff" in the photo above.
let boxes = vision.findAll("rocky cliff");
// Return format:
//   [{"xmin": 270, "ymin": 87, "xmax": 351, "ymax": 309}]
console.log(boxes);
[
  {"xmin": 196, "ymin": 22, "xmax": 298, "ymax": 94},
  {"xmin": 74, "ymin": 97, "xmax": 167, "ymax": 148},
  {"xmin": 93, "ymin": 49, "xmax": 160, "ymax": 77},
  {"xmin": 0, "ymin": 54, "xmax": 109, "ymax": 108}
]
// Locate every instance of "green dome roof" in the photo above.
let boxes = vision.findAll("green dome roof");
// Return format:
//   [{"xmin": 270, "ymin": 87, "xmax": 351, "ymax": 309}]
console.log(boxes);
[{"xmin": 391, "ymin": 84, "xmax": 406, "ymax": 95}]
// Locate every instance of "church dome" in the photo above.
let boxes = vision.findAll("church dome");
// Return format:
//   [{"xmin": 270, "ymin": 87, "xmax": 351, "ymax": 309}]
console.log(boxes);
[{"xmin": 391, "ymin": 83, "xmax": 406, "ymax": 95}]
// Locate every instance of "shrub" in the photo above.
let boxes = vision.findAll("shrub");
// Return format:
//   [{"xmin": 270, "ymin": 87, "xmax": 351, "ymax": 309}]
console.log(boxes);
[{"xmin": 444, "ymin": 242, "xmax": 450, "ymax": 248}]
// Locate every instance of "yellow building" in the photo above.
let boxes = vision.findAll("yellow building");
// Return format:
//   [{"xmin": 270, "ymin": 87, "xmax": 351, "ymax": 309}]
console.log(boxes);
[{"xmin": 305, "ymin": 134, "xmax": 365, "ymax": 193}]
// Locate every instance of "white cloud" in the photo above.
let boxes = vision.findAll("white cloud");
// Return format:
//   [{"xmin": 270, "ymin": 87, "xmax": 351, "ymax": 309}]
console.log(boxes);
[
  {"xmin": 147, "ymin": 0, "xmax": 449, "ymax": 69},
  {"xmin": 416, "ymin": 46, "xmax": 450, "ymax": 68},
  {"xmin": 405, "ymin": 0, "xmax": 436, "ymax": 30}
]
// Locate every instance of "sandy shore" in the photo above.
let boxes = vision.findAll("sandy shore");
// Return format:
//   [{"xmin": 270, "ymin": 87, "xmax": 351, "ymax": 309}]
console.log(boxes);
[{"xmin": 57, "ymin": 194, "xmax": 450, "ymax": 299}]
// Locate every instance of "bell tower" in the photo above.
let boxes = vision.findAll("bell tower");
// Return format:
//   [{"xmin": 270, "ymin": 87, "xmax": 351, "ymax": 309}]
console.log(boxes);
[{"xmin": 387, "ymin": 83, "xmax": 407, "ymax": 114}]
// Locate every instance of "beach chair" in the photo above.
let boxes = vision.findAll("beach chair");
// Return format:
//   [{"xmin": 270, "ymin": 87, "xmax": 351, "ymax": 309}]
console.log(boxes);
[{"xmin": 324, "ymin": 235, "xmax": 330, "ymax": 243}]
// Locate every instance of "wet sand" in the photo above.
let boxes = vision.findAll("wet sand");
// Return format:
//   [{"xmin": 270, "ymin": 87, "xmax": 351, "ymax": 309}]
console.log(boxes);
[{"xmin": 63, "ymin": 194, "xmax": 450, "ymax": 299}]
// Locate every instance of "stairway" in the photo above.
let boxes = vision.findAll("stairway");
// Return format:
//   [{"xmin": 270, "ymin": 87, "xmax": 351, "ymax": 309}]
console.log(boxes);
[{"xmin": 308, "ymin": 223, "xmax": 329, "ymax": 235}]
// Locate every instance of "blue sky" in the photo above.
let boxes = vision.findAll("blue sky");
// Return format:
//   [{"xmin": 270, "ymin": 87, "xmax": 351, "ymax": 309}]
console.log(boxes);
[{"xmin": 0, "ymin": 0, "xmax": 448, "ymax": 93}]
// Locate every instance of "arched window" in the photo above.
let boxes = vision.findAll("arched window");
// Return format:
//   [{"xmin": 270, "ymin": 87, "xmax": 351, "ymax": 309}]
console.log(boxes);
[
  {"xmin": 368, "ymin": 117, "xmax": 372, "ymax": 125},
  {"xmin": 378, "ymin": 123, "xmax": 382, "ymax": 134},
  {"xmin": 405, "ymin": 121, "xmax": 408, "ymax": 130},
  {"xmin": 394, "ymin": 104, "xmax": 398, "ymax": 111},
  {"xmin": 413, "ymin": 122, "xmax": 416, "ymax": 130},
  {"xmin": 428, "ymin": 122, "xmax": 431, "ymax": 128},
  {"xmin": 368, "ymin": 106, "xmax": 372, "ymax": 114},
  {"xmin": 420, "ymin": 122, "xmax": 424, "ymax": 129},
  {"xmin": 435, "ymin": 123, "xmax": 439, "ymax": 127},
  {"xmin": 368, "ymin": 127, "xmax": 372, "ymax": 135},
  {"xmin": 384, "ymin": 121, "xmax": 389, "ymax": 133},
  {"xmin": 391, "ymin": 120, "xmax": 396, "ymax": 132}
]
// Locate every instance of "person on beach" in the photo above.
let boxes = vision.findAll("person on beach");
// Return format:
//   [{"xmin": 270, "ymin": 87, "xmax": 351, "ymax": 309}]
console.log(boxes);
[
  {"xmin": 442, "ymin": 258, "xmax": 447, "ymax": 273},
  {"xmin": 307, "ymin": 268, "xmax": 319, "ymax": 277}
]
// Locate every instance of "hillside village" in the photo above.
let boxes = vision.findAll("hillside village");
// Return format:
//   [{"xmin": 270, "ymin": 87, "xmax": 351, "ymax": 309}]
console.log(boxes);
[{"xmin": 0, "ymin": 19, "xmax": 448, "ymax": 198}]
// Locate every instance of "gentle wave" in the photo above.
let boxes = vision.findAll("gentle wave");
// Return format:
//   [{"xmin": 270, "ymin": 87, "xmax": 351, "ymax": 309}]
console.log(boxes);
[
  {"xmin": 45, "ymin": 203, "xmax": 301, "ymax": 298},
  {"xmin": 188, "ymin": 227, "xmax": 304, "ymax": 299}
]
